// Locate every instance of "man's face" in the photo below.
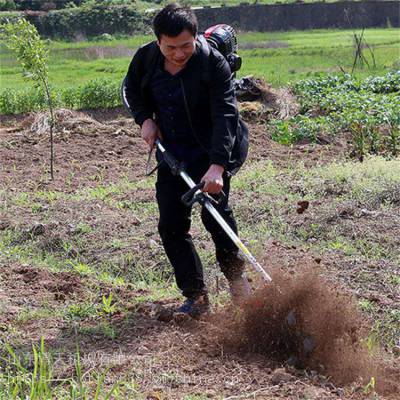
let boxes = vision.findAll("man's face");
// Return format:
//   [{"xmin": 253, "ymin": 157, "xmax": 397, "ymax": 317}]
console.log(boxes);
[{"xmin": 157, "ymin": 29, "xmax": 196, "ymax": 68}]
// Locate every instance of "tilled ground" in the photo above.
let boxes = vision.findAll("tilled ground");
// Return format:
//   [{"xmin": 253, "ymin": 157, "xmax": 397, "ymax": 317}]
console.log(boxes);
[{"xmin": 0, "ymin": 109, "xmax": 399, "ymax": 399}]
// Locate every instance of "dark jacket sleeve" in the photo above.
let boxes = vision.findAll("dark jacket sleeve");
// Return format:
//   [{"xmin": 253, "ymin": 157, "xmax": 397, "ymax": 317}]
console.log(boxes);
[
  {"xmin": 124, "ymin": 46, "xmax": 153, "ymax": 127},
  {"xmin": 207, "ymin": 50, "xmax": 239, "ymax": 168}
]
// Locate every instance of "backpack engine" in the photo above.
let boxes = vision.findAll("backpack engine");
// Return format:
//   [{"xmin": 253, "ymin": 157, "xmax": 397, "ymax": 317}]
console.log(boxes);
[{"xmin": 204, "ymin": 24, "xmax": 242, "ymax": 74}]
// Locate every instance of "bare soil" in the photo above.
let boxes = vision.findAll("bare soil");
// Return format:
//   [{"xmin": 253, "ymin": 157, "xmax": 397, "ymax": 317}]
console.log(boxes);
[{"xmin": 0, "ymin": 109, "xmax": 398, "ymax": 399}]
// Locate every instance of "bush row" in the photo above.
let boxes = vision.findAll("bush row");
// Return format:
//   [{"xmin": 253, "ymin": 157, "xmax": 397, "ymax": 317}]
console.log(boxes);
[
  {"xmin": 0, "ymin": 78, "xmax": 122, "ymax": 114},
  {"xmin": 0, "ymin": 4, "xmax": 150, "ymax": 38},
  {"xmin": 30, "ymin": 4, "xmax": 149, "ymax": 38},
  {"xmin": 1, "ymin": 1, "xmax": 122, "ymax": 12},
  {"xmin": 9, "ymin": 1, "xmax": 144, "ymax": 11}
]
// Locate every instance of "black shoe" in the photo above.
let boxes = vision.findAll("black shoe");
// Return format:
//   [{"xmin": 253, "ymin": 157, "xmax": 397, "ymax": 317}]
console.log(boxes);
[{"xmin": 176, "ymin": 294, "xmax": 210, "ymax": 318}]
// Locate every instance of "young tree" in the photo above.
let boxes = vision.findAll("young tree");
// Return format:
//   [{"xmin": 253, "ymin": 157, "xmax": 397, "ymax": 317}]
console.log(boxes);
[{"xmin": 0, "ymin": 19, "xmax": 56, "ymax": 180}]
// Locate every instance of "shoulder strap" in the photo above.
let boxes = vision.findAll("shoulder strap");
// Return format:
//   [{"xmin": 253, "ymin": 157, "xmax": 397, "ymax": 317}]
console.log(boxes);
[
  {"xmin": 140, "ymin": 41, "xmax": 160, "ymax": 88},
  {"xmin": 198, "ymin": 35, "xmax": 211, "ymax": 85}
]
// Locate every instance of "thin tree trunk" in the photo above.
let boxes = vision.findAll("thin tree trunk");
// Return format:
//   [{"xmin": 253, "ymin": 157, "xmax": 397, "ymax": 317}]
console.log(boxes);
[{"xmin": 43, "ymin": 79, "xmax": 54, "ymax": 180}]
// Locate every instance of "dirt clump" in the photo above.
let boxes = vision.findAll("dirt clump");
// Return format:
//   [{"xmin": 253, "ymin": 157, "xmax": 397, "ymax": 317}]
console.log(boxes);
[
  {"xmin": 216, "ymin": 266, "xmax": 398, "ymax": 395},
  {"xmin": 15, "ymin": 265, "xmax": 82, "ymax": 297},
  {"xmin": 27, "ymin": 108, "xmax": 134, "ymax": 138}
]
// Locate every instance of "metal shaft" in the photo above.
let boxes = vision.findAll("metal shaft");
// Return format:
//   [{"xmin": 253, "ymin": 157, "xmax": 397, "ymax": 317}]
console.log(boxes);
[{"xmin": 157, "ymin": 141, "xmax": 272, "ymax": 282}]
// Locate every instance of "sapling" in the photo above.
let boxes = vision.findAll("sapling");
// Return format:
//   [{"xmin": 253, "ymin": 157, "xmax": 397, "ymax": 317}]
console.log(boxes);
[
  {"xmin": 101, "ymin": 292, "xmax": 116, "ymax": 317},
  {"xmin": 0, "ymin": 19, "xmax": 55, "ymax": 180}
]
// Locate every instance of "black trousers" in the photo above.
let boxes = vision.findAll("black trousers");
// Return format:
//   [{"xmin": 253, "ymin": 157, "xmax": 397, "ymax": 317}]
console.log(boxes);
[{"xmin": 156, "ymin": 161, "xmax": 245, "ymax": 298}]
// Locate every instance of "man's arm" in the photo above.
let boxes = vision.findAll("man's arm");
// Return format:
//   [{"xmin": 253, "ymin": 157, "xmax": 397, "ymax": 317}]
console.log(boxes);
[
  {"xmin": 124, "ymin": 46, "xmax": 161, "ymax": 148},
  {"xmin": 201, "ymin": 51, "xmax": 238, "ymax": 193},
  {"xmin": 124, "ymin": 47, "xmax": 153, "ymax": 127}
]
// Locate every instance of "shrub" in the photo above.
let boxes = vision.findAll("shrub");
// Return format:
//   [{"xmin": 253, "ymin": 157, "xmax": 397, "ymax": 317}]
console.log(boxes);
[
  {"xmin": 0, "ymin": 0, "xmax": 16, "ymax": 11},
  {"xmin": 25, "ymin": 4, "xmax": 148, "ymax": 39},
  {"xmin": 0, "ymin": 86, "xmax": 62, "ymax": 114},
  {"xmin": 0, "ymin": 11, "xmax": 22, "ymax": 24},
  {"xmin": 79, "ymin": 78, "xmax": 121, "ymax": 108}
]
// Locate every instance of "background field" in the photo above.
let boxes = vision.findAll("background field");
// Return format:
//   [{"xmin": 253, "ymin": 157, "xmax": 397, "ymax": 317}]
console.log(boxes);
[{"xmin": 1, "ymin": 28, "xmax": 399, "ymax": 90}]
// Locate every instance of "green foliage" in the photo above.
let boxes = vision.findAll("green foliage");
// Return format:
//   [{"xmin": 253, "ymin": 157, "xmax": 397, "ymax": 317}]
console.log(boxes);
[
  {"xmin": 0, "ymin": 338, "xmax": 120, "ymax": 399},
  {"xmin": 1, "ymin": 338, "xmax": 52, "ymax": 399},
  {"xmin": 68, "ymin": 78, "xmax": 121, "ymax": 109},
  {"xmin": 0, "ymin": 0, "xmax": 16, "ymax": 11},
  {"xmin": 363, "ymin": 376, "xmax": 376, "ymax": 395},
  {"xmin": 0, "ymin": 78, "xmax": 121, "ymax": 114},
  {"xmin": 0, "ymin": 18, "xmax": 49, "ymax": 85},
  {"xmin": 270, "ymin": 72, "xmax": 400, "ymax": 158},
  {"xmin": 82, "ymin": 0, "xmax": 136, "ymax": 5},
  {"xmin": 34, "ymin": 3, "xmax": 147, "ymax": 39},
  {"xmin": 0, "ymin": 86, "xmax": 58, "ymax": 114},
  {"xmin": 361, "ymin": 72, "xmax": 400, "ymax": 94},
  {"xmin": 270, "ymin": 115, "xmax": 336, "ymax": 145},
  {"xmin": 61, "ymin": 78, "xmax": 121, "ymax": 109},
  {"xmin": 14, "ymin": 0, "xmax": 84, "ymax": 10},
  {"xmin": 0, "ymin": 18, "xmax": 56, "ymax": 178},
  {"xmin": 101, "ymin": 292, "xmax": 117, "ymax": 316},
  {"xmin": 0, "ymin": 10, "xmax": 22, "ymax": 25},
  {"xmin": 67, "ymin": 302, "xmax": 98, "ymax": 320}
]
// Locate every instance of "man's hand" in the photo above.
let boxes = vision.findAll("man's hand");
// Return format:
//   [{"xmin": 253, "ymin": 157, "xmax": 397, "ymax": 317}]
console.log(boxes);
[
  {"xmin": 201, "ymin": 164, "xmax": 224, "ymax": 194},
  {"xmin": 141, "ymin": 118, "xmax": 162, "ymax": 149}
]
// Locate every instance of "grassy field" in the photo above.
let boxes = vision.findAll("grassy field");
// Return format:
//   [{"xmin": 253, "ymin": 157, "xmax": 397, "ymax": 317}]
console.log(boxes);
[{"xmin": 1, "ymin": 28, "xmax": 399, "ymax": 90}]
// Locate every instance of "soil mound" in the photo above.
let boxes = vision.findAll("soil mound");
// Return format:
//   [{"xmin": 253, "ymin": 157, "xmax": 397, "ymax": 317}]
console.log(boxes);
[
  {"xmin": 235, "ymin": 76, "xmax": 300, "ymax": 120},
  {"xmin": 24, "ymin": 108, "xmax": 134, "ymax": 137},
  {"xmin": 217, "ymin": 266, "xmax": 399, "ymax": 395}
]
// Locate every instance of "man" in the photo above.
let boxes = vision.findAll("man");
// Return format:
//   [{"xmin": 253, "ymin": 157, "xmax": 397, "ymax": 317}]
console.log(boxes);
[{"xmin": 123, "ymin": 3, "xmax": 250, "ymax": 317}]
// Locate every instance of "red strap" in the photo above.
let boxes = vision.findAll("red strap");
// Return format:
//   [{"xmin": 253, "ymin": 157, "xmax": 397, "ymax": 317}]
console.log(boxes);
[{"xmin": 204, "ymin": 24, "xmax": 225, "ymax": 38}]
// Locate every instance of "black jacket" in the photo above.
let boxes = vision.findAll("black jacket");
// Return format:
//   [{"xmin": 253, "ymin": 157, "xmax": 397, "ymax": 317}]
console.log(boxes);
[{"xmin": 122, "ymin": 36, "xmax": 248, "ymax": 175}]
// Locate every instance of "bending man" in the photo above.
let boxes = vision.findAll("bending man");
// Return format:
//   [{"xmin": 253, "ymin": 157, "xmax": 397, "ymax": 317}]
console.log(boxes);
[{"xmin": 123, "ymin": 4, "xmax": 250, "ymax": 317}]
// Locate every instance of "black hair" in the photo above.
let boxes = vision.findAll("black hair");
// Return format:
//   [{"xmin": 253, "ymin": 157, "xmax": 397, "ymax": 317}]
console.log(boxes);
[{"xmin": 153, "ymin": 3, "xmax": 198, "ymax": 40}]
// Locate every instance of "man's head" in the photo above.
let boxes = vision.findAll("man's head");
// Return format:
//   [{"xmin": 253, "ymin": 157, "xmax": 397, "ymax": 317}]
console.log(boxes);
[{"xmin": 153, "ymin": 3, "xmax": 198, "ymax": 68}]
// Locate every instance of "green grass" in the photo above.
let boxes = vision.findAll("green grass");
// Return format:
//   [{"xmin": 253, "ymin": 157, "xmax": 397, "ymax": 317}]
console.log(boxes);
[
  {"xmin": 300, "ymin": 156, "xmax": 400, "ymax": 206},
  {"xmin": 0, "ymin": 338, "xmax": 123, "ymax": 399},
  {"xmin": 1, "ymin": 28, "xmax": 398, "ymax": 90}
]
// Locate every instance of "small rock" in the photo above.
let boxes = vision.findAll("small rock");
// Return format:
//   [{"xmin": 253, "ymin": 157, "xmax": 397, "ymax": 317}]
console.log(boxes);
[
  {"xmin": 173, "ymin": 312, "xmax": 191, "ymax": 324},
  {"xmin": 145, "ymin": 392, "xmax": 162, "ymax": 400},
  {"xmin": 302, "ymin": 387, "xmax": 327, "ymax": 399},
  {"xmin": 67, "ymin": 248, "xmax": 78, "ymax": 258},
  {"xmin": 286, "ymin": 355, "xmax": 299, "ymax": 367},
  {"xmin": 0, "ymin": 221, "xmax": 10, "ymax": 230},
  {"xmin": 303, "ymin": 336, "xmax": 315, "ymax": 353},
  {"xmin": 360, "ymin": 208, "xmax": 379, "ymax": 217},
  {"xmin": 296, "ymin": 200, "xmax": 309, "ymax": 214},
  {"xmin": 55, "ymin": 292, "xmax": 66, "ymax": 301},
  {"xmin": 148, "ymin": 239, "xmax": 159, "ymax": 249},
  {"xmin": 205, "ymin": 389, "xmax": 216, "ymax": 397},
  {"xmin": 156, "ymin": 308, "xmax": 173, "ymax": 323},
  {"xmin": 30, "ymin": 223, "xmax": 45, "ymax": 236},
  {"xmin": 270, "ymin": 368, "xmax": 293, "ymax": 385},
  {"xmin": 286, "ymin": 310, "xmax": 296, "ymax": 326}
]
